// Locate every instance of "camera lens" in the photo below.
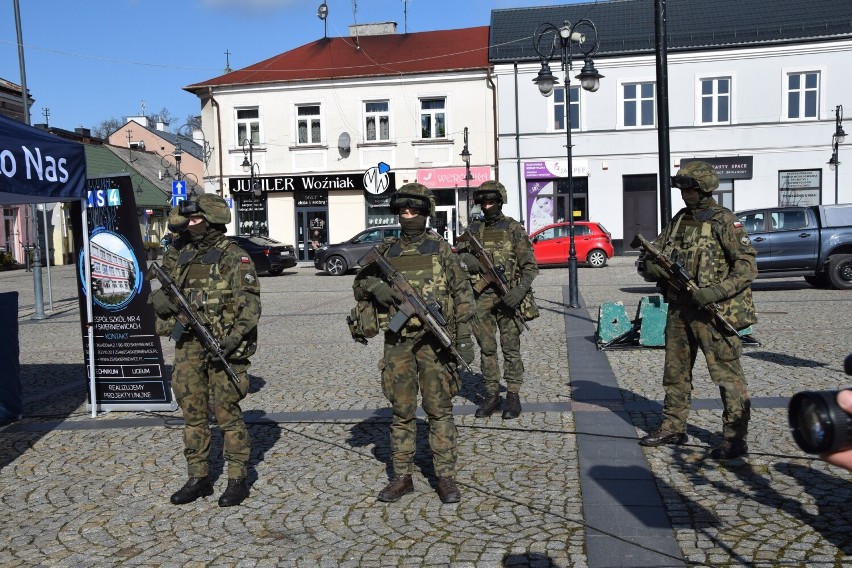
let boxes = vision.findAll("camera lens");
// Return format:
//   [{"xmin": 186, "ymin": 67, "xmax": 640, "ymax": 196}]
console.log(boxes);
[{"xmin": 788, "ymin": 390, "xmax": 852, "ymax": 454}]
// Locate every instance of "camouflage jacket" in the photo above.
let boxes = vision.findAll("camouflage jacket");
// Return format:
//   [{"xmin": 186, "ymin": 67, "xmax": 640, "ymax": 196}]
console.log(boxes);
[
  {"xmin": 457, "ymin": 213, "xmax": 539, "ymax": 294},
  {"xmin": 353, "ymin": 230, "xmax": 474, "ymax": 338},
  {"xmin": 163, "ymin": 230, "xmax": 261, "ymax": 358},
  {"xmin": 656, "ymin": 198, "xmax": 758, "ymax": 326}
]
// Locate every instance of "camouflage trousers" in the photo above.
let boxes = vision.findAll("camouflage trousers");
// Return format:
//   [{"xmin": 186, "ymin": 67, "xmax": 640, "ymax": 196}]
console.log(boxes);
[
  {"xmin": 380, "ymin": 335, "xmax": 460, "ymax": 477},
  {"xmin": 172, "ymin": 337, "xmax": 251, "ymax": 478},
  {"xmin": 661, "ymin": 305, "xmax": 750, "ymax": 440},
  {"xmin": 472, "ymin": 290, "xmax": 525, "ymax": 395}
]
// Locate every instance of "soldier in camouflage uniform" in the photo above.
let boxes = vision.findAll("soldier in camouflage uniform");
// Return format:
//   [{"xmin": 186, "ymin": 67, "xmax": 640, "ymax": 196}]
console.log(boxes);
[
  {"xmin": 456, "ymin": 181, "xmax": 539, "ymax": 419},
  {"xmin": 638, "ymin": 161, "xmax": 757, "ymax": 459},
  {"xmin": 353, "ymin": 183, "xmax": 475, "ymax": 504},
  {"xmin": 149, "ymin": 194, "xmax": 261, "ymax": 505}
]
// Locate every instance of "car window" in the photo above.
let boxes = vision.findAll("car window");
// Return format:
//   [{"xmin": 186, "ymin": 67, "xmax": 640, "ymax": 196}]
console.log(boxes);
[
  {"xmin": 774, "ymin": 210, "xmax": 807, "ymax": 230},
  {"xmin": 596, "ymin": 223, "xmax": 610, "ymax": 235},
  {"xmin": 383, "ymin": 228, "xmax": 401, "ymax": 239},
  {"xmin": 536, "ymin": 228, "xmax": 557, "ymax": 241},
  {"xmin": 574, "ymin": 225, "xmax": 591, "ymax": 236},
  {"xmin": 740, "ymin": 212, "xmax": 765, "ymax": 233},
  {"xmin": 354, "ymin": 229, "xmax": 383, "ymax": 243}
]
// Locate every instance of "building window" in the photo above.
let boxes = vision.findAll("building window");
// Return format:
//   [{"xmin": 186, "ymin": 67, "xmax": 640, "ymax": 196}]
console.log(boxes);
[
  {"xmin": 297, "ymin": 105, "xmax": 322, "ymax": 144},
  {"xmin": 236, "ymin": 108, "xmax": 259, "ymax": 145},
  {"xmin": 420, "ymin": 98, "xmax": 446, "ymax": 139},
  {"xmin": 700, "ymin": 78, "xmax": 730, "ymax": 124},
  {"xmin": 623, "ymin": 82, "xmax": 655, "ymax": 127},
  {"xmin": 787, "ymin": 72, "xmax": 819, "ymax": 119},
  {"xmin": 364, "ymin": 101, "xmax": 390, "ymax": 141},
  {"xmin": 553, "ymin": 86, "xmax": 580, "ymax": 131}
]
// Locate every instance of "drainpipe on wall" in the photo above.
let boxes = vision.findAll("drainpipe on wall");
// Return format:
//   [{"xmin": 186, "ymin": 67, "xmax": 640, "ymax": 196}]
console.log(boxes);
[
  {"xmin": 486, "ymin": 66, "xmax": 498, "ymax": 183},
  {"xmin": 208, "ymin": 87, "xmax": 224, "ymax": 196},
  {"xmin": 513, "ymin": 61, "xmax": 524, "ymax": 224}
]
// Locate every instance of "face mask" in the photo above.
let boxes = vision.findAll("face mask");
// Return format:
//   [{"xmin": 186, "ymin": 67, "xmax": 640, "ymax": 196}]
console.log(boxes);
[
  {"xmin": 399, "ymin": 214, "xmax": 427, "ymax": 237},
  {"xmin": 185, "ymin": 219, "xmax": 208, "ymax": 240},
  {"xmin": 681, "ymin": 189, "xmax": 701, "ymax": 207},
  {"xmin": 484, "ymin": 203, "xmax": 502, "ymax": 220}
]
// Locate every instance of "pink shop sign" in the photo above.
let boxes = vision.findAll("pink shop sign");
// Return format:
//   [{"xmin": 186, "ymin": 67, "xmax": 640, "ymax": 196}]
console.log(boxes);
[{"xmin": 417, "ymin": 167, "xmax": 491, "ymax": 188}]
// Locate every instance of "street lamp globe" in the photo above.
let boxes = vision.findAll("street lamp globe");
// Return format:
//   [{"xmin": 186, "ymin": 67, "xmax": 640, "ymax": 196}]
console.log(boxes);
[
  {"xmin": 533, "ymin": 62, "xmax": 559, "ymax": 97},
  {"xmin": 575, "ymin": 57, "xmax": 604, "ymax": 92}
]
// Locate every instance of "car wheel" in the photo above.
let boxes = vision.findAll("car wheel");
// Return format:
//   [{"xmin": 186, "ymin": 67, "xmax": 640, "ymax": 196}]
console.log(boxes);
[
  {"xmin": 827, "ymin": 254, "xmax": 852, "ymax": 290},
  {"xmin": 587, "ymin": 249, "xmax": 608, "ymax": 268},
  {"xmin": 325, "ymin": 255, "xmax": 349, "ymax": 276},
  {"xmin": 804, "ymin": 274, "xmax": 830, "ymax": 288},
  {"xmin": 268, "ymin": 268, "xmax": 284, "ymax": 276}
]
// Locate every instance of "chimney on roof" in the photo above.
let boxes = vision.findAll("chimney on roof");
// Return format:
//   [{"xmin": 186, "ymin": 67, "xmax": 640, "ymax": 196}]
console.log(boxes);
[
  {"xmin": 349, "ymin": 22, "xmax": 397, "ymax": 36},
  {"xmin": 128, "ymin": 115, "xmax": 149, "ymax": 127},
  {"xmin": 75, "ymin": 127, "xmax": 91, "ymax": 137},
  {"xmin": 155, "ymin": 121, "xmax": 169, "ymax": 131}
]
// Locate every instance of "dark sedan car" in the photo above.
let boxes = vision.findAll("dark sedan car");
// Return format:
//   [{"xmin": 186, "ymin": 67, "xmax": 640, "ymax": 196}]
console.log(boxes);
[
  {"xmin": 314, "ymin": 225, "xmax": 402, "ymax": 276},
  {"xmin": 226, "ymin": 235, "xmax": 297, "ymax": 276}
]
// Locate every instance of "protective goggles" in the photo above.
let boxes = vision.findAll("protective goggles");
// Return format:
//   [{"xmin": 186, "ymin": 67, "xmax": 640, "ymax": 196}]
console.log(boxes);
[
  {"xmin": 178, "ymin": 200, "xmax": 204, "ymax": 216},
  {"xmin": 473, "ymin": 190, "xmax": 502, "ymax": 204},
  {"xmin": 389, "ymin": 194, "xmax": 429, "ymax": 213},
  {"xmin": 670, "ymin": 175, "xmax": 701, "ymax": 190}
]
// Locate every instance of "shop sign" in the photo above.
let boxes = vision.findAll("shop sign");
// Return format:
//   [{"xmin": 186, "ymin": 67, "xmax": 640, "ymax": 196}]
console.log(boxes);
[
  {"xmin": 524, "ymin": 160, "xmax": 588, "ymax": 179},
  {"xmin": 416, "ymin": 167, "xmax": 491, "ymax": 188},
  {"xmin": 778, "ymin": 169, "xmax": 821, "ymax": 206},
  {"xmin": 681, "ymin": 156, "xmax": 753, "ymax": 179},
  {"xmin": 229, "ymin": 172, "xmax": 396, "ymax": 194}
]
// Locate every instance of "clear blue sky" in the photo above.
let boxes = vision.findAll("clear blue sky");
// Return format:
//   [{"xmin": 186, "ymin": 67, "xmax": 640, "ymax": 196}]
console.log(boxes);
[{"xmin": 0, "ymin": 0, "xmax": 573, "ymax": 133}]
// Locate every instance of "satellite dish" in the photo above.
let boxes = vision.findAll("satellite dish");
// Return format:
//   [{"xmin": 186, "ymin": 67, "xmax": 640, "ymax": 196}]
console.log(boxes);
[
  {"xmin": 317, "ymin": 2, "xmax": 328, "ymax": 20},
  {"xmin": 338, "ymin": 132, "xmax": 351, "ymax": 152}
]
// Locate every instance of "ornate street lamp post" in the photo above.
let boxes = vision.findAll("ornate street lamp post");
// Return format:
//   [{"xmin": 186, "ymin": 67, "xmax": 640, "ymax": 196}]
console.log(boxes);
[
  {"xmin": 460, "ymin": 126, "xmax": 472, "ymax": 227},
  {"xmin": 241, "ymin": 139, "xmax": 262, "ymax": 235},
  {"xmin": 533, "ymin": 17, "xmax": 604, "ymax": 308},
  {"xmin": 828, "ymin": 105, "xmax": 846, "ymax": 205}
]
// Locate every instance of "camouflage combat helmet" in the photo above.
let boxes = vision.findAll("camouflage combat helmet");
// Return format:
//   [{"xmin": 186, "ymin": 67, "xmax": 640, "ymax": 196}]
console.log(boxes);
[
  {"xmin": 178, "ymin": 193, "xmax": 232, "ymax": 225},
  {"xmin": 389, "ymin": 183, "xmax": 435, "ymax": 217},
  {"xmin": 166, "ymin": 204, "xmax": 188, "ymax": 233},
  {"xmin": 473, "ymin": 180, "xmax": 508, "ymax": 205},
  {"xmin": 671, "ymin": 161, "xmax": 719, "ymax": 193}
]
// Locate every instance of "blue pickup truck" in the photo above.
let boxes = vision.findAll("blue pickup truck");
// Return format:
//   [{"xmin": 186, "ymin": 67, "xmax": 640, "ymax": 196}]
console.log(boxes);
[{"xmin": 735, "ymin": 204, "xmax": 852, "ymax": 289}]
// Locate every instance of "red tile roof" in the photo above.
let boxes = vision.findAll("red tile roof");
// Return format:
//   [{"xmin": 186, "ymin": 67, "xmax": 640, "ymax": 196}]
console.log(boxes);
[{"xmin": 185, "ymin": 26, "xmax": 490, "ymax": 92}]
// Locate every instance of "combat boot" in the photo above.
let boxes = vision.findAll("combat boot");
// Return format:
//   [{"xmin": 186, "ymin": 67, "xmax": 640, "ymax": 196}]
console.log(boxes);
[
  {"xmin": 218, "ymin": 478, "xmax": 250, "ymax": 507},
  {"xmin": 170, "ymin": 476, "xmax": 214, "ymax": 505},
  {"xmin": 436, "ymin": 477, "xmax": 461, "ymax": 504},
  {"xmin": 639, "ymin": 429, "xmax": 688, "ymax": 447},
  {"xmin": 475, "ymin": 393, "xmax": 502, "ymax": 418},
  {"xmin": 710, "ymin": 439, "xmax": 747, "ymax": 459},
  {"xmin": 502, "ymin": 392, "xmax": 522, "ymax": 419},
  {"xmin": 377, "ymin": 475, "xmax": 414, "ymax": 502}
]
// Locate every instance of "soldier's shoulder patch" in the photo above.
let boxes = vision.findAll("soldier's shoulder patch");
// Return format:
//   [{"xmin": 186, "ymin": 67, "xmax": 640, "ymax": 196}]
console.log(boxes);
[
  {"xmin": 244, "ymin": 273, "xmax": 256, "ymax": 284},
  {"xmin": 733, "ymin": 221, "xmax": 744, "ymax": 229},
  {"xmin": 240, "ymin": 256, "xmax": 251, "ymax": 264},
  {"xmin": 741, "ymin": 235, "xmax": 751, "ymax": 246}
]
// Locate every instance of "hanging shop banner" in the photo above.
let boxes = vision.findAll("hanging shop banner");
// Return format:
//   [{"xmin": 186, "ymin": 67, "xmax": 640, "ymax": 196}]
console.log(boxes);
[{"xmin": 71, "ymin": 175, "xmax": 175, "ymax": 411}]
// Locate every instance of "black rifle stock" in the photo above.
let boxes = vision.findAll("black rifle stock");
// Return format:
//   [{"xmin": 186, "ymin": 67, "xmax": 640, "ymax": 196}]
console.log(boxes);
[
  {"xmin": 631, "ymin": 234, "xmax": 740, "ymax": 336},
  {"xmin": 460, "ymin": 233, "xmax": 530, "ymax": 331},
  {"xmin": 147, "ymin": 262, "xmax": 242, "ymax": 388},
  {"xmin": 361, "ymin": 247, "xmax": 473, "ymax": 373}
]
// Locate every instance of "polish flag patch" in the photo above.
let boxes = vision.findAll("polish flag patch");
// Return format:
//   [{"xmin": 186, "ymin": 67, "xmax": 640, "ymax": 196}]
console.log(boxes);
[
  {"xmin": 240, "ymin": 256, "xmax": 251, "ymax": 263},
  {"xmin": 733, "ymin": 221, "xmax": 744, "ymax": 229}
]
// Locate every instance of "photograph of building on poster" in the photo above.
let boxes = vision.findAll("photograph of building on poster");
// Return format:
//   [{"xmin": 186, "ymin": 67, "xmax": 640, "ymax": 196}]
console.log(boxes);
[{"xmin": 81, "ymin": 228, "xmax": 141, "ymax": 310}]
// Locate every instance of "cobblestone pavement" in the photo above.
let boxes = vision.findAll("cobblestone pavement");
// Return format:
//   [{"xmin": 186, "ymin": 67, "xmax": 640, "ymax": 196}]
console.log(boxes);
[{"xmin": 0, "ymin": 257, "xmax": 850, "ymax": 567}]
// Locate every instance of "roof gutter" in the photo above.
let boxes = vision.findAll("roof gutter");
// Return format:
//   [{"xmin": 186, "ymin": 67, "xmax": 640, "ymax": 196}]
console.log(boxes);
[
  {"xmin": 487, "ymin": 66, "xmax": 498, "ymax": 183},
  {"xmin": 208, "ymin": 87, "xmax": 224, "ymax": 196}
]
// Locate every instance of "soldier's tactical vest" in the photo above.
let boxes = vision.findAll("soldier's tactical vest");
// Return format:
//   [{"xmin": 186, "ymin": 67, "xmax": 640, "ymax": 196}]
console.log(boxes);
[
  {"xmin": 662, "ymin": 210, "xmax": 756, "ymax": 330},
  {"xmin": 382, "ymin": 236, "xmax": 453, "ymax": 337},
  {"xmin": 169, "ymin": 238, "xmax": 256, "ymax": 358},
  {"xmin": 468, "ymin": 219, "xmax": 518, "ymax": 294}
]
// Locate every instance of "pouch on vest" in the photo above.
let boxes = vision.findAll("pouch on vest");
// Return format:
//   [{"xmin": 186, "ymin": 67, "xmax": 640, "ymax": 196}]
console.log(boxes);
[
  {"xmin": 519, "ymin": 289, "xmax": 540, "ymax": 321},
  {"xmin": 716, "ymin": 287, "xmax": 757, "ymax": 331},
  {"xmin": 347, "ymin": 300, "xmax": 380, "ymax": 344}
]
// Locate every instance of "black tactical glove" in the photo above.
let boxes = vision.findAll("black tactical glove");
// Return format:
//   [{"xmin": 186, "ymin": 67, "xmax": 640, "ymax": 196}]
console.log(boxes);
[
  {"xmin": 502, "ymin": 285, "xmax": 527, "ymax": 309},
  {"xmin": 459, "ymin": 252, "xmax": 481, "ymax": 274},
  {"xmin": 219, "ymin": 335, "xmax": 241, "ymax": 358},
  {"xmin": 642, "ymin": 259, "xmax": 668, "ymax": 282},
  {"xmin": 691, "ymin": 285, "xmax": 726, "ymax": 308},
  {"xmin": 455, "ymin": 322, "xmax": 475, "ymax": 365},
  {"xmin": 149, "ymin": 289, "xmax": 178, "ymax": 317},
  {"xmin": 365, "ymin": 276, "xmax": 401, "ymax": 307}
]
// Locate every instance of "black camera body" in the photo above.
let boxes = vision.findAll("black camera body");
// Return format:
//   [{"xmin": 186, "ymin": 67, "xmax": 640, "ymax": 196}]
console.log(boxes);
[{"xmin": 788, "ymin": 354, "xmax": 852, "ymax": 454}]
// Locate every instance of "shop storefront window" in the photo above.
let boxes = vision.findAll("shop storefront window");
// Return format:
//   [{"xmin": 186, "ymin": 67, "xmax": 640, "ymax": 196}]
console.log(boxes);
[{"xmin": 367, "ymin": 194, "xmax": 395, "ymax": 226}]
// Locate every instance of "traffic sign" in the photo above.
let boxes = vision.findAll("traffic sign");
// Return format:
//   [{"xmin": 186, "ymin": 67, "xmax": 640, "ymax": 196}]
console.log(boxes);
[
  {"xmin": 171, "ymin": 195, "xmax": 186, "ymax": 207},
  {"xmin": 172, "ymin": 180, "xmax": 186, "ymax": 196}
]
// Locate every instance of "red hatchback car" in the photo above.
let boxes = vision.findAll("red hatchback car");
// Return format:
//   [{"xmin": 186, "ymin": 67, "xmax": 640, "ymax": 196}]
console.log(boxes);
[{"xmin": 529, "ymin": 221, "xmax": 614, "ymax": 267}]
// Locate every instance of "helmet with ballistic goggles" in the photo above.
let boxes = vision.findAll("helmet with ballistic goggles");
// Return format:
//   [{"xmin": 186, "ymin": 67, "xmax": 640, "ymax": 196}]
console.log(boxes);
[
  {"xmin": 178, "ymin": 193, "xmax": 231, "ymax": 225},
  {"xmin": 473, "ymin": 180, "xmax": 508, "ymax": 205},
  {"xmin": 671, "ymin": 161, "xmax": 719, "ymax": 193},
  {"xmin": 389, "ymin": 183, "xmax": 435, "ymax": 217}
]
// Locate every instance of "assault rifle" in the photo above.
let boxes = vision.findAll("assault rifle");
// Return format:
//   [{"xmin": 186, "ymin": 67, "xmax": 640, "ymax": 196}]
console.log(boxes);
[
  {"xmin": 147, "ymin": 262, "xmax": 242, "ymax": 388},
  {"xmin": 631, "ymin": 234, "xmax": 739, "ymax": 336},
  {"xmin": 360, "ymin": 247, "xmax": 473, "ymax": 373},
  {"xmin": 459, "ymin": 233, "xmax": 530, "ymax": 331}
]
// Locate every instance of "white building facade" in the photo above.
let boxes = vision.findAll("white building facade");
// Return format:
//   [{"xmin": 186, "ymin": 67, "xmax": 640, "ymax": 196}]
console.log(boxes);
[
  {"xmin": 186, "ymin": 24, "xmax": 495, "ymax": 260},
  {"xmin": 490, "ymin": 1, "xmax": 852, "ymax": 253}
]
